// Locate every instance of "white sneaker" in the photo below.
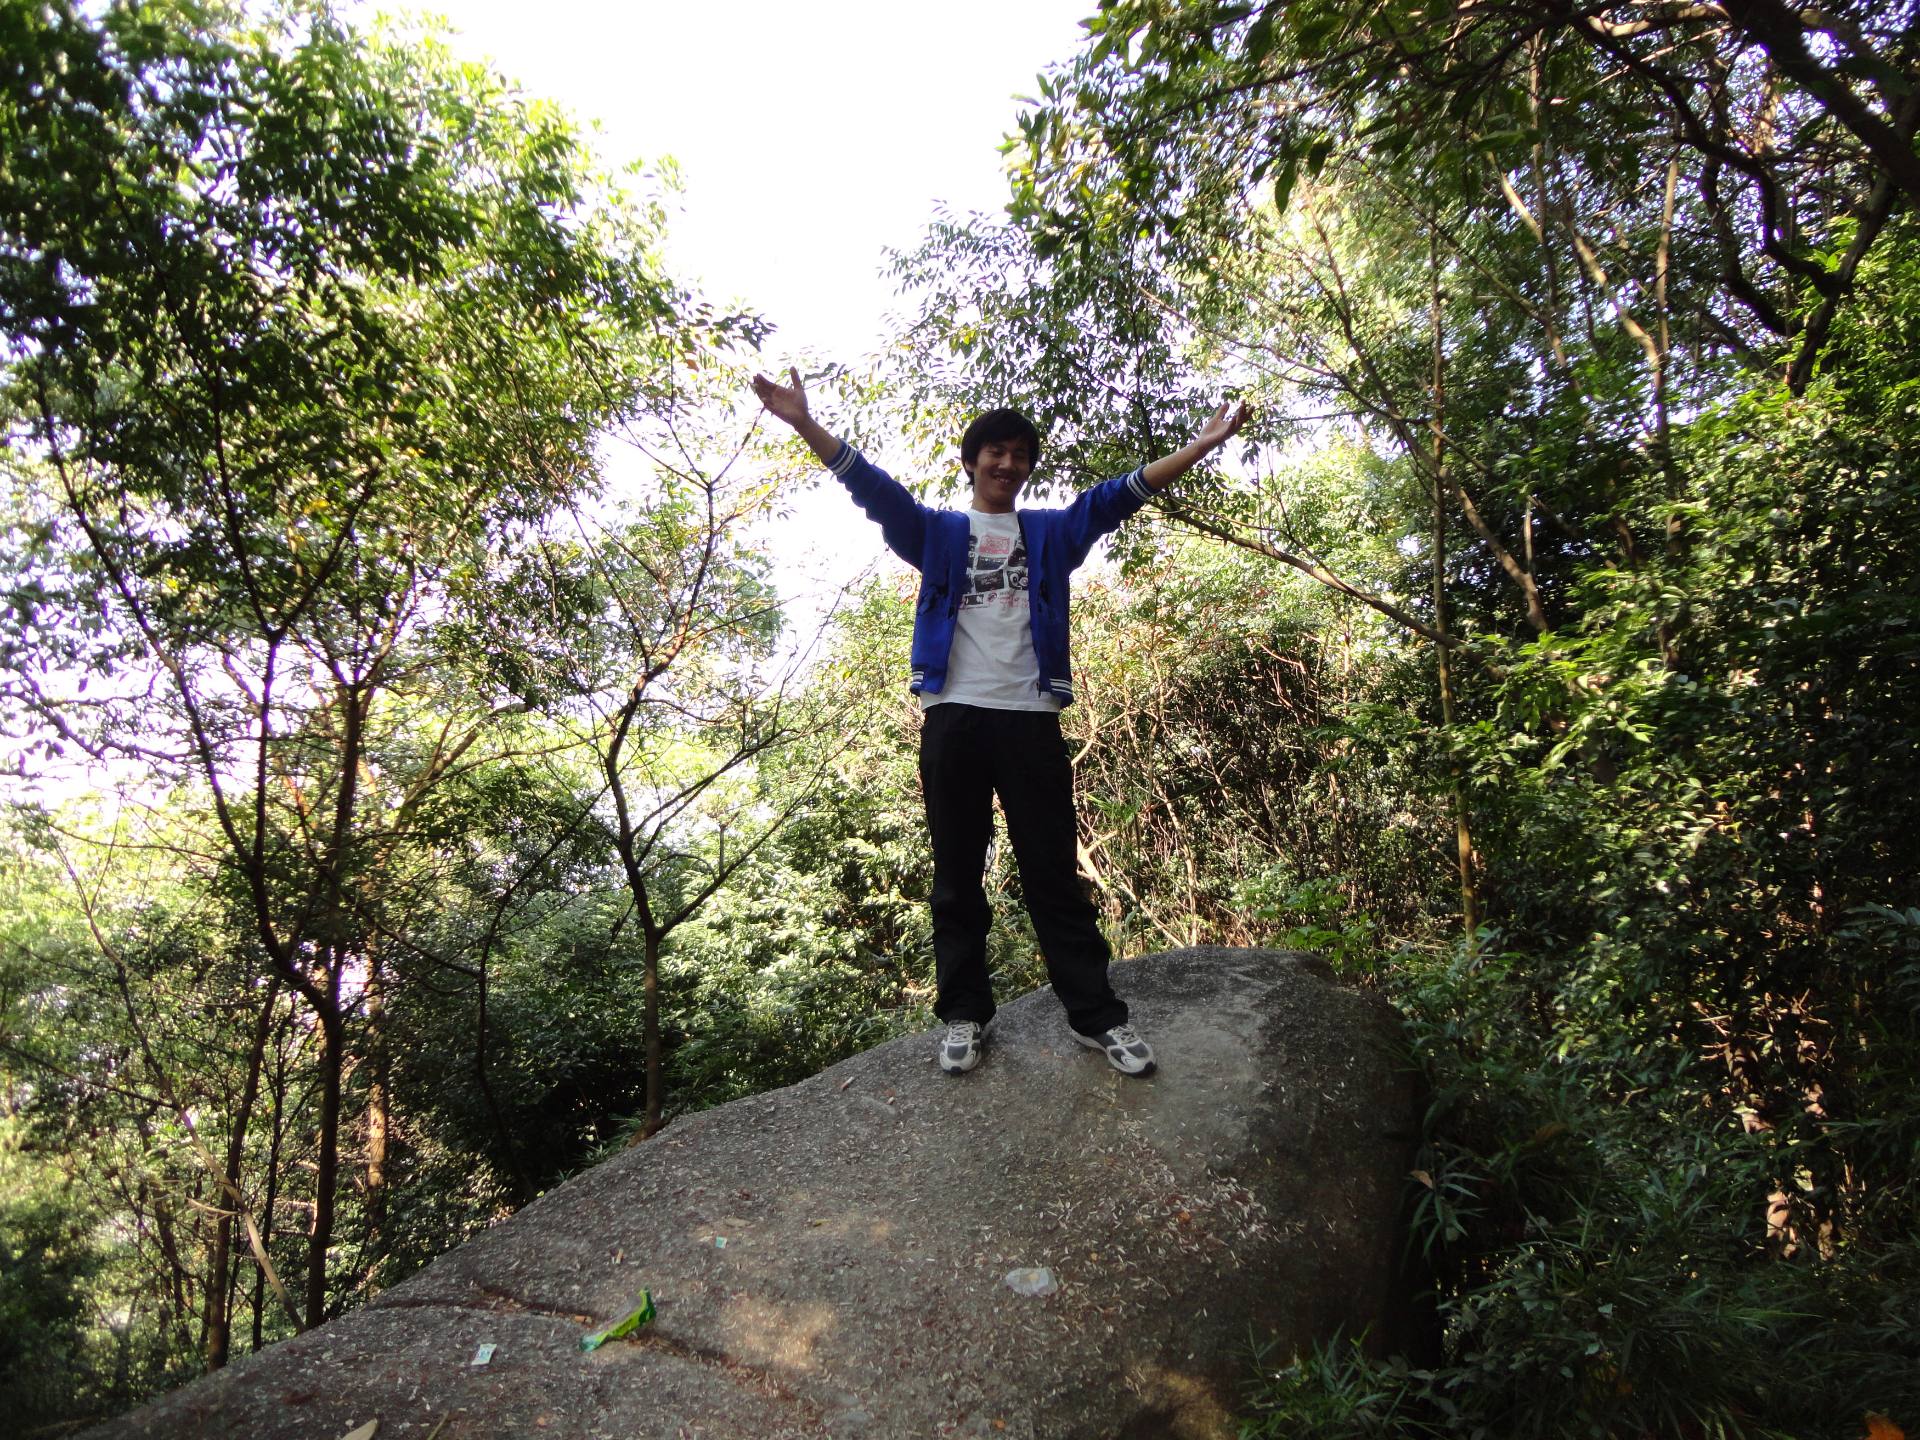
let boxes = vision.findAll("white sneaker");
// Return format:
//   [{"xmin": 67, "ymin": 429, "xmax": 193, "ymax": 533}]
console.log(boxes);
[
  {"xmin": 938, "ymin": 1020, "xmax": 986, "ymax": 1075},
  {"xmin": 1074, "ymin": 1022, "xmax": 1155, "ymax": 1076}
]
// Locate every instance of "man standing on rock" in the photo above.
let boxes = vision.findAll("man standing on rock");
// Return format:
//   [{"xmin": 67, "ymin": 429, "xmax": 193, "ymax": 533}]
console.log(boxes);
[{"xmin": 752, "ymin": 368, "xmax": 1247, "ymax": 1078}]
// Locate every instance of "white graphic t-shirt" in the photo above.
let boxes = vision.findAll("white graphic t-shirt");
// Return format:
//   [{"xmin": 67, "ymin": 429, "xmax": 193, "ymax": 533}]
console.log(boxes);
[{"xmin": 923, "ymin": 509, "xmax": 1061, "ymax": 712}]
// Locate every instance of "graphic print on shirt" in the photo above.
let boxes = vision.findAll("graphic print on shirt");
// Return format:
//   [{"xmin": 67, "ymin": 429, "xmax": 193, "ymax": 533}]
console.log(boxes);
[{"xmin": 960, "ymin": 530, "xmax": 1029, "ymax": 609}]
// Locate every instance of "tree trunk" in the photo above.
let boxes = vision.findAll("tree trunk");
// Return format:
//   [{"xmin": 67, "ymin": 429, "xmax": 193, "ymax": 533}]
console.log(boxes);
[
  {"xmin": 305, "ymin": 681, "xmax": 365, "ymax": 1327},
  {"xmin": 642, "ymin": 929, "xmax": 663, "ymax": 1138},
  {"xmin": 253, "ymin": 1017, "xmax": 291, "ymax": 1352},
  {"xmin": 206, "ymin": 977, "xmax": 279, "ymax": 1370},
  {"xmin": 1430, "ymin": 239, "xmax": 1482, "ymax": 943},
  {"xmin": 305, "ymin": 998, "xmax": 345, "ymax": 1329},
  {"xmin": 134, "ymin": 1133, "xmax": 195, "ymax": 1354},
  {"xmin": 363, "ymin": 942, "xmax": 389, "ymax": 1268}
]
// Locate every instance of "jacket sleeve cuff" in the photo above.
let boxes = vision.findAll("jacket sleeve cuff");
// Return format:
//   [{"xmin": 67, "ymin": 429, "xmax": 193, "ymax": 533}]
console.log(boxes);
[
  {"xmin": 1124, "ymin": 467, "xmax": 1153, "ymax": 503},
  {"xmin": 826, "ymin": 441, "xmax": 859, "ymax": 477}
]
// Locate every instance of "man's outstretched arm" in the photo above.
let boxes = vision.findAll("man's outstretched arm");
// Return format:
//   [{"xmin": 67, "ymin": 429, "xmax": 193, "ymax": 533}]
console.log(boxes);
[
  {"xmin": 750, "ymin": 365, "xmax": 930, "ymax": 565},
  {"xmin": 1141, "ymin": 399, "xmax": 1250, "ymax": 491},
  {"xmin": 1057, "ymin": 398, "xmax": 1253, "ymax": 564},
  {"xmin": 751, "ymin": 367, "xmax": 842, "ymax": 464}
]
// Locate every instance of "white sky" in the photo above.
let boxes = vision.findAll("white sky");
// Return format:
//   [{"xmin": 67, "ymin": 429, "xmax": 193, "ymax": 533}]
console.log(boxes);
[{"xmin": 373, "ymin": 0, "xmax": 1093, "ymax": 364}]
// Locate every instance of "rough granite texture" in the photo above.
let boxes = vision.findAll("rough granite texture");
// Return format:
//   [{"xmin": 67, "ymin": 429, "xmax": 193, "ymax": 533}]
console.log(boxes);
[{"xmin": 89, "ymin": 947, "xmax": 1419, "ymax": 1440}]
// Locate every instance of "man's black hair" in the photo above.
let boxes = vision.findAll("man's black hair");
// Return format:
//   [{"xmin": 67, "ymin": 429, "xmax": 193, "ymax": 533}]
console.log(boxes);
[{"xmin": 960, "ymin": 408, "xmax": 1042, "ymax": 471}]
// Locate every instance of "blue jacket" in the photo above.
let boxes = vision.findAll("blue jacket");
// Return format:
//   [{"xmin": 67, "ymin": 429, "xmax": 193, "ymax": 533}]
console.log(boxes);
[{"xmin": 826, "ymin": 441, "xmax": 1156, "ymax": 706}]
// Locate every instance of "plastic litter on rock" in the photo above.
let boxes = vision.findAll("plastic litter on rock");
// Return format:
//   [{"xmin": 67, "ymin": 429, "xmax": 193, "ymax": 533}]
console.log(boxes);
[
  {"xmin": 578, "ymin": 1290, "xmax": 656, "ymax": 1352},
  {"xmin": 469, "ymin": 1342, "xmax": 496, "ymax": 1367},
  {"xmin": 1003, "ymin": 1266, "xmax": 1058, "ymax": 1297}
]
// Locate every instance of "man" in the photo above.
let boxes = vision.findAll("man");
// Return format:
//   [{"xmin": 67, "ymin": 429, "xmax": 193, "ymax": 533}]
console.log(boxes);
[{"xmin": 751, "ymin": 368, "xmax": 1247, "ymax": 1077}]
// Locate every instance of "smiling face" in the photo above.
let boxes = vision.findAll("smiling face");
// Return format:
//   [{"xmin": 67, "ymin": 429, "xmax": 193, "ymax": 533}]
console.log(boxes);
[{"xmin": 964, "ymin": 437, "xmax": 1034, "ymax": 514}]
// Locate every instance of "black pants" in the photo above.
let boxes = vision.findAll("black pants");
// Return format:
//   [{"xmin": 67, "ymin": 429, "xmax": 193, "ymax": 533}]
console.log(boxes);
[{"xmin": 919, "ymin": 703, "xmax": 1126, "ymax": 1035}]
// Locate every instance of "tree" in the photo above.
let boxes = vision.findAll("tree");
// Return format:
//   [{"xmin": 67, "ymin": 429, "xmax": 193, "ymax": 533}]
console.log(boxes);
[
  {"xmin": 0, "ymin": 0, "xmax": 759, "ymax": 1356},
  {"xmin": 475, "ymin": 367, "xmax": 851, "ymax": 1138}
]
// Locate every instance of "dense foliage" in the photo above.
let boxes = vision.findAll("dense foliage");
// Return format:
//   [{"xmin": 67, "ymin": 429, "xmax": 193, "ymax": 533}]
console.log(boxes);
[
  {"xmin": 892, "ymin": 3, "xmax": 1920, "ymax": 1435},
  {"xmin": 2, "ymin": 1, "xmax": 1916, "ymax": 1436},
  {"xmin": 0, "ymin": 0, "xmax": 804, "ymax": 1422}
]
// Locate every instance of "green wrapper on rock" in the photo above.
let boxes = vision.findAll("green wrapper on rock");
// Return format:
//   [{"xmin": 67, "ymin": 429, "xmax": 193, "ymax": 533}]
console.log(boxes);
[{"xmin": 579, "ymin": 1291, "xmax": 655, "ymax": 1352}]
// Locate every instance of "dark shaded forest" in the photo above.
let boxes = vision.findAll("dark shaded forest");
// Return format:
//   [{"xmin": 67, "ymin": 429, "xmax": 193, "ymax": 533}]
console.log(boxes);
[{"xmin": 2, "ymin": 2, "xmax": 1916, "ymax": 1435}]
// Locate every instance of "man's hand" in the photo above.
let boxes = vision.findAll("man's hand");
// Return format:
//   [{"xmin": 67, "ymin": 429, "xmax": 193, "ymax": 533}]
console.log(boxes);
[
  {"xmin": 1193, "ymin": 398, "xmax": 1249, "ymax": 454},
  {"xmin": 751, "ymin": 367, "xmax": 811, "ymax": 429},
  {"xmin": 1141, "ymin": 397, "xmax": 1253, "ymax": 491},
  {"xmin": 750, "ymin": 365, "xmax": 844, "ymax": 467}
]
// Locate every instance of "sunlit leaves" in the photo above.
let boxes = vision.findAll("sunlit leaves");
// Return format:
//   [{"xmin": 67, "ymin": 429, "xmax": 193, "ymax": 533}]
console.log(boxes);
[{"xmin": 0, "ymin": 0, "xmax": 784, "ymax": 1411}]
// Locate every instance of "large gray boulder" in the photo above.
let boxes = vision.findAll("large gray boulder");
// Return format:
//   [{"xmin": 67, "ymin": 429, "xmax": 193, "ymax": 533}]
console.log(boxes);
[{"xmin": 96, "ymin": 947, "xmax": 1419, "ymax": 1439}]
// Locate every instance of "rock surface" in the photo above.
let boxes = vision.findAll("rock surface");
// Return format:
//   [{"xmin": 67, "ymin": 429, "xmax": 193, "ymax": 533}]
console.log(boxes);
[{"xmin": 93, "ymin": 947, "xmax": 1419, "ymax": 1440}]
